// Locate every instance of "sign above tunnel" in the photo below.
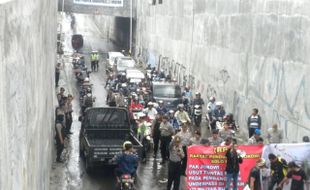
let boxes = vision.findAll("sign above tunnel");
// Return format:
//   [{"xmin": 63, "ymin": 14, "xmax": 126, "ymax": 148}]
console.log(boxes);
[{"xmin": 73, "ymin": 0, "xmax": 123, "ymax": 7}]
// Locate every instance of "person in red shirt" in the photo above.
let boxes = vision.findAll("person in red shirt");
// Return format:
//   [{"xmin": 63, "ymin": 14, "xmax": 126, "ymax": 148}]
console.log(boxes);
[{"xmin": 129, "ymin": 97, "xmax": 143, "ymax": 112}]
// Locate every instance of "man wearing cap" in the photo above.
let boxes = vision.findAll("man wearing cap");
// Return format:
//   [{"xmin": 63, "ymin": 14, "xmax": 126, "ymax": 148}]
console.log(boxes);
[
  {"xmin": 174, "ymin": 104, "xmax": 191, "ymax": 124},
  {"xmin": 144, "ymin": 102, "xmax": 158, "ymax": 120},
  {"xmin": 248, "ymin": 158, "xmax": 266, "ymax": 190},
  {"xmin": 175, "ymin": 122, "xmax": 192, "ymax": 176},
  {"xmin": 159, "ymin": 115, "xmax": 175, "ymax": 164},
  {"xmin": 247, "ymin": 108, "xmax": 262, "ymax": 138},
  {"xmin": 208, "ymin": 129, "xmax": 224, "ymax": 146},
  {"xmin": 248, "ymin": 129, "xmax": 263, "ymax": 145}
]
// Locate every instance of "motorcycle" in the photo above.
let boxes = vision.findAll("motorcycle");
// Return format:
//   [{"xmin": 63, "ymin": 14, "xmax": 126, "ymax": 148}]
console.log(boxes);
[
  {"xmin": 119, "ymin": 174, "xmax": 135, "ymax": 190},
  {"xmin": 193, "ymin": 105, "xmax": 202, "ymax": 127}
]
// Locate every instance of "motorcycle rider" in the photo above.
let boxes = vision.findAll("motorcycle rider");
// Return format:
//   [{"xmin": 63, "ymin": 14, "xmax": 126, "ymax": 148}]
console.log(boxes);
[
  {"xmin": 159, "ymin": 115, "xmax": 175, "ymax": 164},
  {"xmin": 82, "ymin": 92, "xmax": 94, "ymax": 113},
  {"xmin": 210, "ymin": 101, "xmax": 226, "ymax": 130},
  {"xmin": 156, "ymin": 100, "xmax": 168, "ymax": 115},
  {"xmin": 137, "ymin": 114, "xmax": 151, "ymax": 163},
  {"xmin": 182, "ymin": 87, "xmax": 193, "ymax": 102},
  {"xmin": 143, "ymin": 102, "xmax": 158, "ymax": 120},
  {"xmin": 114, "ymin": 141, "xmax": 139, "ymax": 184},
  {"xmin": 207, "ymin": 96, "xmax": 216, "ymax": 114},
  {"xmin": 129, "ymin": 97, "xmax": 143, "ymax": 113},
  {"xmin": 116, "ymin": 89, "xmax": 126, "ymax": 107},
  {"xmin": 174, "ymin": 104, "xmax": 191, "ymax": 124},
  {"xmin": 191, "ymin": 92, "xmax": 205, "ymax": 106},
  {"xmin": 168, "ymin": 110, "xmax": 180, "ymax": 131}
]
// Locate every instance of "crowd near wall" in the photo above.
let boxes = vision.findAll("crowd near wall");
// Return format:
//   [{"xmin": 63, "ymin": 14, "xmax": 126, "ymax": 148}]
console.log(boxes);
[
  {"xmin": 0, "ymin": 0, "xmax": 56, "ymax": 189},
  {"xmin": 135, "ymin": 0, "xmax": 310, "ymax": 142}
]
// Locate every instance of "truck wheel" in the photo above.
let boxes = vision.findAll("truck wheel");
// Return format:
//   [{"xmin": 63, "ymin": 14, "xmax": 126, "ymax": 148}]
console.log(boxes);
[{"xmin": 85, "ymin": 158, "xmax": 93, "ymax": 173}]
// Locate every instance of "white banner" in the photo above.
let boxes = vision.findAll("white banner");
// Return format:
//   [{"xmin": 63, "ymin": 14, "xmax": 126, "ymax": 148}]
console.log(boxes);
[
  {"xmin": 262, "ymin": 143, "xmax": 310, "ymax": 190},
  {"xmin": 73, "ymin": 0, "xmax": 123, "ymax": 7}
]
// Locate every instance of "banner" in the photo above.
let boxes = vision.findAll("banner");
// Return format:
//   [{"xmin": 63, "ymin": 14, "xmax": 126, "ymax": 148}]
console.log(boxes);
[
  {"xmin": 73, "ymin": 0, "xmax": 123, "ymax": 7},
  {"xmin": 186, "ymin": 145, "xmax": 263, "ymax": 190},
  {"xmin": 262, "ymin": 143, "xmax": 310, "ymax": 190}
]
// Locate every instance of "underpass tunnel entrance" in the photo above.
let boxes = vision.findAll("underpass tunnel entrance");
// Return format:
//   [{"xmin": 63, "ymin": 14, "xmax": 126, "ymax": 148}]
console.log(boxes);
[{"xmin": 114, "ymin": 16, "xmax": 136, "ymax": 54}]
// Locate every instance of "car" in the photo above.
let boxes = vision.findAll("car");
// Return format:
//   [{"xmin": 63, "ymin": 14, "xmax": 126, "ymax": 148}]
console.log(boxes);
[
  {"xmin": 107, "ymin": 52, "xmax": 124, "ymax": 72},
  {"xmin": 116, "ymin": 57, "xmax": 136, "ymax": 73}
]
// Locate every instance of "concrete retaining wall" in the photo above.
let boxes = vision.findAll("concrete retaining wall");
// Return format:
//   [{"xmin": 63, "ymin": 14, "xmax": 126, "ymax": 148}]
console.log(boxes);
[
  {"xmin": 0, "ymin": 0, "xmax": 56, "ymax": 189},
  {"xmin": 135, "ymin": 0, "xmax": 310, "ymax": 142}
]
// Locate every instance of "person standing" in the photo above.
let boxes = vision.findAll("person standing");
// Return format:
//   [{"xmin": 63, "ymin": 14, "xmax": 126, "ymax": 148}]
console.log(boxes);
[
  {"xmin": 248, "ymin": 158, "xmax": 266, "ymax": 190},
  {"xmin": 65, "ymin": 94, "xmax": 73, "ymax": 135},
  {"xmin": 247, "ymin": 108, "xmax": 262, "ymax": 138},
  {"xmin": 90, "ymin": 51, "xmax": 96, "ymax": 72},
  {"xmin": 152, "ymin": 115, "xmax": 162, "ymax": 158},
  {"xmin": 175, "ymin": 122, "xmax": 192, "ymax": 176},
  {"xmin": 55, "ymin": 62, "xmax": 62, "ymax": 87},
  {"xmin": 267, "ymin": 124, "xmax": 283, "ymax": 144},
  {"xmin": 268, "ymin": 153, "xmax": 288, "ymax": 190},
  {"xmin": 278, "ymin": 161, "xmax": 308, "ymax": 190},
  {"xmin": 57, "ymin": 87, "xmax": 66, "ymax": 106},
  {"xmin": 95, "ymin": 51, "xmax": 99, "ymax": 71},
  {"xmin": 159, "ymin": 115, "xmax": 175, "ymax": 164},
  {"xmin": 55, "ymin": 104, "xmax": 66, "ymax": 163},
  {"xmin": 167, "ymin": 136, "xmax": 184, "ymax": 190},
  {"xmin": 219, "ymin": 122, "xmax": 234, "ymax": 140},
  {"xmin": 190, "ymin": 130, "xmax": 201, "ymax": 145},
  {"xmin": 225, "ymin": 141, "xmax": 243, "ymax": 190}
]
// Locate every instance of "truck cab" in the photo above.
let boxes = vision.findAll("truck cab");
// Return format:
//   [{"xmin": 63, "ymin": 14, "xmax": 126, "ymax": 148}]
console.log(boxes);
[
  {"xmin": 151, "ymin": 81, "xmax": 182, "ymax": 111},
  {"xmin": 79, "ymin": 107, "xmax": 142, "ymax": 172}
]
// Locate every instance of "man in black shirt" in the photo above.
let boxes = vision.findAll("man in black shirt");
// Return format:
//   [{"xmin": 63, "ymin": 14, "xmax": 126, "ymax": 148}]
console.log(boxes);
[
  {"xmin": 248, "ymin": 158, "xmax": 266, "ymax": 190},
  {"xmin": 225, "ymin": 140, "xmax": 243, "ymax": 190},
  {"xmin": 268, "ymin": 153, "xmax": 288, "ymax": 190},
  {"xmin": 278, "ymin": 161, "xmax": 308, "ymax": 190}
]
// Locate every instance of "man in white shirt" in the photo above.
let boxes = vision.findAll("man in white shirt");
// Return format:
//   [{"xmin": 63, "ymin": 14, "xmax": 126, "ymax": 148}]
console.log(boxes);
[
  {"xmin": 266, "ymin": 124, "xmax": 283, "ymax": 144},
  {"xmin": 144, "ymin": 102, "xmax": 158, "ymax": 120}
]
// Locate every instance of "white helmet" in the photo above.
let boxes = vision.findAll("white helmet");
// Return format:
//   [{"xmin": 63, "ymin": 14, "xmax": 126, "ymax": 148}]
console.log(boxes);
[
  {"xmin": 216, "ymin": 101, "xmax": 223, "ymax": 106},
  {"xmin": 147, "ymin": 102, "xmax": 154, "ymax": 106},
  {"xmin": 210, "ymin": 96, "xmax": 215, "ymax": 101},
  {"xmin": 84, "ymin": 77, "xmax": 90, "ymax": 82}
]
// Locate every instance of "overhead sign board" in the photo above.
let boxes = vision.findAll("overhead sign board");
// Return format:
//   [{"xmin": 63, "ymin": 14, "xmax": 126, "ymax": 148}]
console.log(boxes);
[{"xmin": 73, "ymin": 0, "xmax": 123, "ymax": 7}]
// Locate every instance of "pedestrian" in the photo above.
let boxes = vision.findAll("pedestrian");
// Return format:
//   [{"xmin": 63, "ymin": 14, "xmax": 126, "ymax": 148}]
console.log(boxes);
[
  {"xmin": 65, "ymin": 94, "xmax": 73, "ymax": 135},
  {"xmin": 268, "ymin": 153, "xmax": 288, "ymax": 190},
  {"xmin": 159, "ymin": 115, "xmax": 175, "ymax": 164},
  {"xmin": 90, "ymin": 51, "xmax": 96, "ymax": 72},
  {"xmin": 167, "ymin": 136, "xmax": 184, "ymax": 190},
  {"xmin": 225, "ymin": 141, "xmax": 243, "ymax": 190},
  {"xmin": 55, "ymin": 104, "xmax": 66, "ymax": 163},
  {"xmin": 190, "ymin": 130, "xmax": 201, "ymax": 145},
  {"xmin": 267, "ymin": 124, "xmax": 283, "ymax": 144},
  {"xmin": 247, "ymin": 108, "xmax": 262, "ymax": 138},
  {"xmin": 152, "ymin": 115, "xmax": 162, "ymax": 158},
  {"xmin": 219, "ymin": 122, "xmax": 234, "ymax": 140},
  {"xmin": 278, "ymin": 161, "xmax": 308, "ymax": 190},
  {"xmin": 248, "ymin": 129, "xmax": 263, "ymax": 145},
  {"xmin": 208, "ymin": 129, "xmax": 224, "ymax": 146},
  {"xmin": 55, "ymin": 62, "xmax": 62, "ymax": 87},
  {"xmin": 247, "ymin": 158, "xmax": 267, "ymax": 190},
  {"xmin": 175, "ymin": 122, "xmax": 192, "ymax": 176},
  {"xmin": 57, "ymin": 87, "xmax": 66, "ymax": 105}
]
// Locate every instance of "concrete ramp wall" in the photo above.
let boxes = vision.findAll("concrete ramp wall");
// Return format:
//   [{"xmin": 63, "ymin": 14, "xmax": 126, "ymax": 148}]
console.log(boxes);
[
  {"xmin": 0, "ymin": 0, "xmax": 56, "ymax": 189},
  {"xmin": 135, "ymin": 0, "xmax": 310, "ymax": 142}
]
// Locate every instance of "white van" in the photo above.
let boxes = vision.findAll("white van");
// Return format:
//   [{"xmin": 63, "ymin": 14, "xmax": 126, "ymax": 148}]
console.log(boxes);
[{"xmin": 107, "ymin": 52, "xmax": 124, "ymax": 71}]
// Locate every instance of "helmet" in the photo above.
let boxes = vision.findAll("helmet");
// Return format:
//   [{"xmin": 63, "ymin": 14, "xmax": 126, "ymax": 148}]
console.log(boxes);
[
  {"xmin": 178, "ymin": 104, "xmax": 184, "ymax": 109},
  {"xmin": 195, "ymin": 92, "xmax": 201, "ymax": 96},
  {"xmin": 209, "ymin": 96, "xmax": 215, "ymax": 101},
  {"xmin": 147, "ymin": 102, "xmax": 154, "ymax": 106},
  {"xmin": 254, "ymin": 129, "xmax": 261, "ymax": 135},
  {"xmin": 134, "ymin": 96, "xmax": 139, "ymax": 101},
  {"xmin": 158, "ymin": 100, "xmax": 164, "ymax": 104},
  {"xmin": 86, "ymin": 93, "xmax": 92, "ymax": 97},
  {"xmin": 84, "ymin": 77, "xmax": 90, "ymax": 82},
  {"xmin": 215, "ymin": 101, "xmax": 223, "ymax": 106},
  {"xmin": 169, "ymin": 110, "xmax": 174, "ymax": 114},
  {"xmin": 123, "ymin": 141, "xmax": 133, "ymax": 150},
  {"xmin": 121, "ymin": 83, "xmax": 127, "ymax": 87}
]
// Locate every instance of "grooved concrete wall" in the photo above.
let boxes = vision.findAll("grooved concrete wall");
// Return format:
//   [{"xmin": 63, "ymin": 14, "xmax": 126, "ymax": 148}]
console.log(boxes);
[
  {"xmin": 135, "ymin": 0, "xmax": 310, "ymax": 142},
  {"xmin": 0, "ymin": 0, "xmax": 56, "ymax": 189}
]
